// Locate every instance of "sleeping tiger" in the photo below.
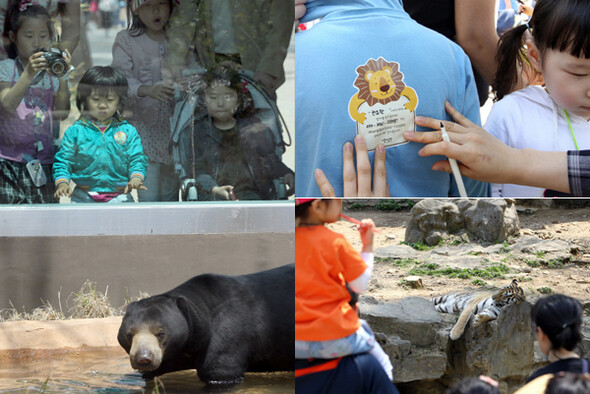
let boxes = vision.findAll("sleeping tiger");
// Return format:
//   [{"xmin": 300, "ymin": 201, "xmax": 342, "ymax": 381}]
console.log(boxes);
[{"xmin": 431, "ymin": 279, "xmax": 525, "ymax": 340}]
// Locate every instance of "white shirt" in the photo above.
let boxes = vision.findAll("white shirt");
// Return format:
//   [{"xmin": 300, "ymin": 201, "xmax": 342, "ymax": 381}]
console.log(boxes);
[{"xmin": 485, "ymin": 86, "xmax": 590, "ymax": 197}]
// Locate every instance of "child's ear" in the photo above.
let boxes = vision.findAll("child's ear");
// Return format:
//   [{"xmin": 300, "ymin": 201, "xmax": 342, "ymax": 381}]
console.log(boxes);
[
  {"xmin": 8, "ymin": 31, "xmax": 16, "ymax": 44},
  {"xmin": 526, "ymin": 41, "xmax": 542, "ymax": 73}
]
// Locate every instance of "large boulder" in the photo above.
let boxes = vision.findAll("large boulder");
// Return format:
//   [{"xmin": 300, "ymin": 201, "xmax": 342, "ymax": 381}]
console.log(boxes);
[
  {"xmin": 360, "ymin": 296, "xmax": 536, "ymax": 393},
  {"xmin": 405, "ymin": 199, "xmax": 520, "ymax": 246}
]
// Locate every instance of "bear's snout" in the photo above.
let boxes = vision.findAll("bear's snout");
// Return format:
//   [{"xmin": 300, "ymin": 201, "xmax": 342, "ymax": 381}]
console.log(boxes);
[{"xmin": 129, "ymin": 330, "xmax": 163, "ymax": 371}]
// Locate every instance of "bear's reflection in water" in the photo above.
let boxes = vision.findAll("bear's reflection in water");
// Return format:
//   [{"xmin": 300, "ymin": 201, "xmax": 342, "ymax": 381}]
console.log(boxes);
[{"xmin": 0, "ymin": 349, "xmax": 294, "ymax": 393}]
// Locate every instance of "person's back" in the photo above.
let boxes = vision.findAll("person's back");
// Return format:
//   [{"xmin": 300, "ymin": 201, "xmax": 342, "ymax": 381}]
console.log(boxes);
[{"xmin": 295, "ymin": 0, "xmax": 489, "ymax": 197}]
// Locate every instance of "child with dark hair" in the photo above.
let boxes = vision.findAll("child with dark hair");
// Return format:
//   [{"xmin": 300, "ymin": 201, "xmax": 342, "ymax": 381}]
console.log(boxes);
[
  {"xmin": 486, "ymin": 0, "xmax": 590, "ymax": 197},
  {"xmin": 527, "ymin": 294, "xmax": 588, "ymax": 383},
  {"xmin": 295, "ymin": 198, "xmax": 393, "ymax": 382},
  {"xmin": 446, "ymin": 376, "xmax": 500, "ymax": 394},
  {"xmin": 545, "ymin": 372, "xmax": 590, "ymax": 394},
  {"xmin": 111, "ymin": 0, "xmax": 176, "ymax": 201},
  {"xmin": 177, "ymin": 65, "xmax": 294, "ymax": 200},
  {"xmin": 0, "ymin": 0, "xmax": 71, "ymax": 203},
  {"xmin": 53, "ymin": 66, "xmax": 148, "ymax": 203}
]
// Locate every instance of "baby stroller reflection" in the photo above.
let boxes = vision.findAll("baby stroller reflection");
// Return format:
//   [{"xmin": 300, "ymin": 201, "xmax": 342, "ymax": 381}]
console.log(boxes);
[{"xmin": 170, "ymin": 66, "xmax": 293, "ymax": 201}]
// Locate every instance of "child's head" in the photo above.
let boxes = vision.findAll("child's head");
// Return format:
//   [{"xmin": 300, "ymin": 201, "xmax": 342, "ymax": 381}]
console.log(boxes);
[
  {"xmin": 127, "ymin": 0, "xmax": 172, "ymax": 36},
  {"xmin": 201, "ymin": 66, "xmax": 254, "ymax": 122},
  {"xmin": 77, "ymin": 66, "xmax": 128, "ymax": 121},
  {"xmin": 531, "ymin": 294, "xmax": 582, "ymax": 354},
  {"xmin": 445, "ymin": 376, "xmax": 500, "ymax": 394},
  {"xmin": 3, "ymin": 0, "xmax": 53, "ymax": 60},
  {"xmin": 494, "ymin": 0, "xmax": 590, "ymax": 116},
  {"xmin": 295, "ymin": 198, "xmax": 342, "ymax": 227},
  {"xmin": 545, "ymin": 372, "xmax": 590, "ymax": 394}
]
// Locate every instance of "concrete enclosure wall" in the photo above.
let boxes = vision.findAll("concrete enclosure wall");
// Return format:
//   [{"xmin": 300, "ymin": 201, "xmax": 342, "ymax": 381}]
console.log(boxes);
[{"xmin": 0, "ymin": 203, "xmax": 294, "ymax": 311}]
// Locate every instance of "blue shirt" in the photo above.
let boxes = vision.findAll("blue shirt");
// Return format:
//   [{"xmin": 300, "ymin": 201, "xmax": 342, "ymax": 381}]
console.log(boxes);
[
  {"xmin": 53, "ymin": 117, "xmax": 148, "ymax": 192},
  {"xmin": 296, "ymin": 0, "xmax": 489, "ymax": 197}
]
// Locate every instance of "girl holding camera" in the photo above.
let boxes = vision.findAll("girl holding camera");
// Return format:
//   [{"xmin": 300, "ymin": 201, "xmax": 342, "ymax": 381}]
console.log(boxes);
[{"xmin": 0, "ymin": 0, "xmax": 71, "ymax": 203}]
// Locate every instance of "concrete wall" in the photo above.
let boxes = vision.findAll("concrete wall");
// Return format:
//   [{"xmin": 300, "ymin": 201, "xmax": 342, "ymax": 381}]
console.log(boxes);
[{"xmin": 0, "ymin": 202, "xmax": 294, "ymax": 312}]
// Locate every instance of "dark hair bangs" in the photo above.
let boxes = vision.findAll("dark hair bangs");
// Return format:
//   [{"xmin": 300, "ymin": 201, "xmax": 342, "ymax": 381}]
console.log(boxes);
[
  {"xmin": 533, "ymin": 0, "xmax": 590, "ymax": 58},
  {"xmin": 76, "ymin": 66, "xmax": 129, "ymax": 112}
]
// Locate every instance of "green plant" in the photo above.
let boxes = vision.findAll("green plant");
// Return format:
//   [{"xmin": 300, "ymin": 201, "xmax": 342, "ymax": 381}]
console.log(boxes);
[
  {"xmin": 536, "ymin": 251, "xmax": 546, "ymax": 258},
  {"xmin": 401, "ymin": 241, "xmax": 434, "ymax": 251},
  {"xmin": 348, "ymin": 202, "xmax": 367, "ymax": 210},
  {"xmin": 545, "ymin": 259, "xmax": 564, "ymax": 269},
  {"xmin": 471, "ymin": 279, "xmax": 487, "ymax": 286},
  {"xmin": 375, "ymin": 200, "xmax": 401, "ymax": 211},
  {"xmin": 499, "ymin": 241, "xmax": 511, "ymax": 254},
  {"xmin": 538, "ymin": 286, "xmax": 553, "ymax": 294},
  {"xmin": 526, "ymin": 260, "xmax": 541, "ymax": 268},
  {"xmin": 408, "ymin": 262, "xmax": 510, "ymax": 279}
]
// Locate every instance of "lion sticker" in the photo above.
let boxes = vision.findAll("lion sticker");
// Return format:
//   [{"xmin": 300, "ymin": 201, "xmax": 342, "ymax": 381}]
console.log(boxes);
[{"xmin": 348, "ymin": 57, "xmax": 418, "ymax": 150}]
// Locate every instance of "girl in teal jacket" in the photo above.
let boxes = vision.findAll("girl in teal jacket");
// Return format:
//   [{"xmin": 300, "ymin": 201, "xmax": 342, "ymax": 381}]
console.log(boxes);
[{"xmin": 53, "ymin": 66, "xmax": 148, "ymax": 203}]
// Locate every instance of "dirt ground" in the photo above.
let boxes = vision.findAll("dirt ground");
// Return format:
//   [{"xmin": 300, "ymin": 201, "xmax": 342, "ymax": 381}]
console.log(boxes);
[{"xmin": 329, "ymin": 200, "xmax": 590, "ymax": 304}]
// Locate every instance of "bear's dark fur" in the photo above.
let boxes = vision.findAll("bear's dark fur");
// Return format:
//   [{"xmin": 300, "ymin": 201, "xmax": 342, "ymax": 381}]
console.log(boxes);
[{"xmin": 117, "ymin": 264, "xmax": 294, "ymax": 386}]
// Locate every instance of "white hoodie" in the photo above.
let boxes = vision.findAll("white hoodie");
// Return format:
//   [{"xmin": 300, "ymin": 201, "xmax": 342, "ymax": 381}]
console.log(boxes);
[{"xmin": 485, "ymin": 85, "xmax": 590, "ymax": 197}]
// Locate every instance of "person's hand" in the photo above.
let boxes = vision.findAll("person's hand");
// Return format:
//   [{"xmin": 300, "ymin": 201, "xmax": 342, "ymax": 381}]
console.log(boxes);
[
  {"xmin": 54, "ymin": 49, "xmax": 72, "ymax": 80},
  {"xmin": 343, "ymin": 135, "xmax": 389, "ymax": 197},
  {"xmin": 315, "ymin": 135, "xmax": 389, "ymax": 197},
  {"xmin": 357, "ymin": 218, "xmax": 375, "ymax": 253},
  {"xmin": 295, "ymin": 0, "xmax": 307, "ymax": 24},
  {"xmin": 212, "ymin": 185, "xmax": 235, "ymax": 200},
  {"xmin": 283, "ymin": 172, "xmax": 294, "ymax": 197},
  {"xmin": 25, "ymin": 51, "xmax": 47, "ymax": 78},
  {"xmin": 518, "ymin": 4, "xmax": 533, "ymax": 17},
  {"xmin": 402, "ymin": 101, "xmax": 520, "ymax": 184},
  {"xmin": 125, "ymin": 177, "xmax": 148, "ymax": 194},
  {"xmin": 54, "ymin": 182, "xmax": 72, "ymax": 199},
  {"xmin": 146, "ymin": 80, "xmax": 175, "ymax": 102}
]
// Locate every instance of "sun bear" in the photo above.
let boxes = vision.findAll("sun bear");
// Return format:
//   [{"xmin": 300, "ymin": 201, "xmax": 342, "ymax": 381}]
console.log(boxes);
[{"xmin": 117, "ymin": 264, "xmax": 294, "ymax": 388}]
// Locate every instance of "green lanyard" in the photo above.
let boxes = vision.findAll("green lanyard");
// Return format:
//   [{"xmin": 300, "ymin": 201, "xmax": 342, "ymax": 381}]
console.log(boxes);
[{"xmin": 563, "ymin": 109, "xmax": 580, "ymax": 150}]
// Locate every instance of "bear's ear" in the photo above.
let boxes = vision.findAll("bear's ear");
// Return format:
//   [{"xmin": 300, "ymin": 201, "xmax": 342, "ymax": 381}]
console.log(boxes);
[
  {"xmin": 383, "ymin": 66, "xmax": 393, "ymax": 75},
  {"xmin": 364, "ymin": 71, "xmax": 373, "ymax": 81}
]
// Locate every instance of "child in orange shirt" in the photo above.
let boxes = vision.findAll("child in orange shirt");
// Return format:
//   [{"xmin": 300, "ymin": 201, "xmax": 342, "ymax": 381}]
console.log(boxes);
[{"xmin": 295, "ymin": 198, "xmax": 393, "ymax": 380}]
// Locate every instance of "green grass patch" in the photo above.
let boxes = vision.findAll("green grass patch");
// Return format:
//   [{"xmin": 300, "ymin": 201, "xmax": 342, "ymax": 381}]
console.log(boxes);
[
  {"xmin": 538, "ymin": 286, "xmax": 553, "ymax": 294},
  {"xmin": 536, "ymin": 251, "xmax": 546, "ymax": 258},
  {"xmin": 400, "ymin": 241, "xmax": 440, "ymax": 250},
  {"xmin": 471, "ymin": 279, "xmax": 488, "ymax": 286},
  {"xmin": 526, "ymin": 260, "xmax": 541, "ymax": 268},
  {"xmin": 408, "ymin": 262, "xmax": 510, "ymax": 279},
  {"xmin": 375, "ymin": 257, "xmax": 422, "ymax": 268},
  {"xmin": 348, "ymin": 202, "xmax": 368, "ymax": 210},
  {"xmin": 499, "ymin": 241, "xmax": 511, "ymax": 254},
  {"xmin": 374, "ymin": 199, "xmax": 417, "ymax": 211}
]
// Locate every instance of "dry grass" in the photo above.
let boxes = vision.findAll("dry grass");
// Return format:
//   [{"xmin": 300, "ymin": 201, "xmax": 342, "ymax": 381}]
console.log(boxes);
[
  {"xmin": 69, "ymin": 280, "xmax": 117, "ymax": 319},
  {"xmin": 0, "ymin": 280, "xmax": 145, "ymax": 322}
]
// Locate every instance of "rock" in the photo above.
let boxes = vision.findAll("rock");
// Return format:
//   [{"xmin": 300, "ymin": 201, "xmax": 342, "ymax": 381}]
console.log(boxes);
[
  {"xmin": 405, "ymin": 199, "xmax": 520, "ymax": 246},
  {"xmin": 357, "ymin": 296, "xmax": 552, "ymax": 392},
  {"xmin": 403, "ymin": 276, "xmax": 424, "ymax": 289}
]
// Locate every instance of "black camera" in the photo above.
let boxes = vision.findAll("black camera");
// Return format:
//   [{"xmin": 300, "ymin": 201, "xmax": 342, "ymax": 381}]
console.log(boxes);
[{"xmin": 36, "ymin": 47, "xmax": 68, "ymax": 78}]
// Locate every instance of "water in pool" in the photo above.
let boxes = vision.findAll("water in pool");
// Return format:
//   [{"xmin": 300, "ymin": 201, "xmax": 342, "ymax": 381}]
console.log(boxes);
[{"xmin": 0, "ymin": 348, "xmax": 294, "ymax": 393}]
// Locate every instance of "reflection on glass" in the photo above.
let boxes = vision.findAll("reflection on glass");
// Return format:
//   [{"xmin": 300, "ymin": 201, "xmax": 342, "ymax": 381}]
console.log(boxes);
[{"xmin": 0, "ymin": 0, "xmax": 294, "ymax": 204}]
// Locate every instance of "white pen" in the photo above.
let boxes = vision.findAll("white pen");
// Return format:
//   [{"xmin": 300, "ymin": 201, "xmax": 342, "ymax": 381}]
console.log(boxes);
[{"xmin": 440, "ymin": 122, "xmax": 468, "ymax": 198}]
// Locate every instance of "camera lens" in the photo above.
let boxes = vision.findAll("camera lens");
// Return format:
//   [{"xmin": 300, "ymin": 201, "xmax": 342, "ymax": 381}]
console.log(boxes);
[{"xmin": 50, "ymin": 61, "xmax": 66, "ymax": 77}]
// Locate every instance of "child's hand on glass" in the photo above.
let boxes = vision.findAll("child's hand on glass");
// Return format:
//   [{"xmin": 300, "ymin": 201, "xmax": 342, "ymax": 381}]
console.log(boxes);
[
  {"xmin": 125, "ymin": 177, "xmax": 148, "ymax": 194},
  {"xmin": 284, "ymin": 173, "xmax": 294, "ymax": 197},
  {"xmin": 54, "ymin": 182, "xmax": 72, "ymax": 199},
  {"xmin": 212, "ymin": 185, "xmax": 235, "ymax": 200},
  {"xmin": 147, "ymin": 80, "xmax": 175, "ymax": 102},
  {"xmin": 357, "ymin": 218, "xmax": 375, "ymax": 253}
]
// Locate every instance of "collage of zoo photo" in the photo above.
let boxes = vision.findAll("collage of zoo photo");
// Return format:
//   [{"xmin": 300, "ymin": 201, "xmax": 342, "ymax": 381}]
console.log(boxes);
[{"xmin": 1, "ymin": 0, "xmax": 590, "ymax": 393}]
